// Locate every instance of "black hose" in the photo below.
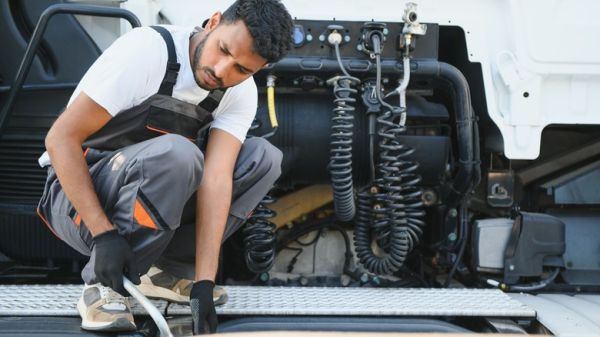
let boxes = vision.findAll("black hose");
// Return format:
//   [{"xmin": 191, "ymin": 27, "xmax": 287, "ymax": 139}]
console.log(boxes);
[
  {"xmin": 509, "ymin": 268, "xmax": 560, "ymax": 292},
  {"xmin": 435, "ymin": 63, "xmax": 481, "ymax": 208},
  {"xmin": 328, "ymin": 43, "xmax": 360, "ymax": 221},
  {"xmin": 353, "ymin": 34, "xmax": 425, "ymax": 275},
  {"xmin": 242, "ymin": 195, "xmax": 277, "ymax": 273}
]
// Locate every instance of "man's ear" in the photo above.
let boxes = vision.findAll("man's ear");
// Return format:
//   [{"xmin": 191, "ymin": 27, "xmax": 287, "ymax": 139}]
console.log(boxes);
[{"xmin": 204, "ymin": 12, "xmax": 222, "ymax": 32}]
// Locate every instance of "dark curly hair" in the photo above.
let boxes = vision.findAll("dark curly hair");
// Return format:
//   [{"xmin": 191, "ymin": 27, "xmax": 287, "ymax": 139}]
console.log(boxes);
[{"xmin": 221, "ymin": 0, "xmax": 293, "ymax": 63}]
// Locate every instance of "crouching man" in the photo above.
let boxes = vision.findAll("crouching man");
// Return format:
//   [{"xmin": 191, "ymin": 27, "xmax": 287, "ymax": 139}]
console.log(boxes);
[{"xmin": 36, "ymin": 0, "xmax": 293, "ymax": 333}]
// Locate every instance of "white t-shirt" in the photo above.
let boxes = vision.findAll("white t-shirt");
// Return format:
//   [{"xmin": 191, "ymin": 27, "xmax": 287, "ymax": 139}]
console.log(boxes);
[{"xmin": 38, "ymin": 25, "xmax": 257, "ymax": 167}]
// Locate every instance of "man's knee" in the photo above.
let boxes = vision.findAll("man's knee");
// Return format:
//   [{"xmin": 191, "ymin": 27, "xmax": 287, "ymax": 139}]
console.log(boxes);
[
  {"xmin": 149, "ymin": 134, "xmax": 204, "ymax": 176},
  {"xmin": 244, "ymin": 137, "xmax": 282, "ymax": 180}
]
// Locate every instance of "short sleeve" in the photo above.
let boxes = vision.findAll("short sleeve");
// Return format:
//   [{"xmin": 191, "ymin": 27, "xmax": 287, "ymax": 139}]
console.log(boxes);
[
  {"xmin": 69, "ymin": 27, "xmax": 167, "ymax": 116},
  {"xmin": 210, "ymin": 77, "xmax": 258, "ymax": 143}
]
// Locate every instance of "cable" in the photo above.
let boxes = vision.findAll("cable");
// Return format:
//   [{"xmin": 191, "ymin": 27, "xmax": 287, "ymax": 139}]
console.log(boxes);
[
  {"xmin": 353, "ymin": 34, "xmax": 425, "ymax": 275},
  {"xmin": 328, "ymin": 41, "xmax": 360, "ymax": 222},
  {"xmin": 509, "ymin": 268, "xmax": 560, "ymax": 292},
  {"xmin": 444, "ymin": 203, "xmax": 468, "ymax": 287},
  {"xmin": 277, "ymin": 217, "xmax": 358, "ymax": 279}
]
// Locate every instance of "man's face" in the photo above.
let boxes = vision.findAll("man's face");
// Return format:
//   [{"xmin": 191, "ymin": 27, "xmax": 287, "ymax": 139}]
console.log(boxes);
[{"xmin": 192, "ymin": 19, "xmax": 267, "ymax": 90}]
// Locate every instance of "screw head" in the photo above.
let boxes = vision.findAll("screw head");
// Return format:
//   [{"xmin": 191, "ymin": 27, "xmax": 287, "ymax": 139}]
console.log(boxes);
[
  {"xmin": 344, "ymin": 35, "xmax": 351, "ymax": 42},
  {"xmin": 306, "ymin": 34, "xmax": 313, "ymax": 42},
  {"xmin": 319, "ymin": 34, "xmax": 325, "ymax": 42},
  {"xmin": 448, "ymin": 208, "xmax": 458, "ymax": 217}
]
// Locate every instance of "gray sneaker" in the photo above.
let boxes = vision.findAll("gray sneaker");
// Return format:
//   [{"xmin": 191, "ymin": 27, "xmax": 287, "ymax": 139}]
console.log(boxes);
[
  {"xmin": 138, "ymin": 266, "xmax": 228, "ymax": 305},
  {"xmin": 77, "ymin": 283, "xmax": 136, "ymax": 332}
]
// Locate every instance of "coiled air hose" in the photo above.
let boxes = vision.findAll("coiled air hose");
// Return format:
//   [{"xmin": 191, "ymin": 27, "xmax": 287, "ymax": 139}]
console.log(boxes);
[
  {"xmin": 354, "ymin": 33, "xmax": 425, "ymax": 275},
  {"xmin": 328, "ymin": 40, "xmax": 360, "ymax": 222},
  {"xmin": 242, "ymin": 76, "xmax": 279, "ymax": 274},
  {"xmin": 243, "ymin": 195, "xmax": 277, "ymax": 273}
]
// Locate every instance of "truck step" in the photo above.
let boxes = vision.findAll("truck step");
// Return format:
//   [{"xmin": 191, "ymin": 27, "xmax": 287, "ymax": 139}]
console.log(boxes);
[{"xmin": 0, "ymin": 284, "xmax": 535, "ymax": 317}]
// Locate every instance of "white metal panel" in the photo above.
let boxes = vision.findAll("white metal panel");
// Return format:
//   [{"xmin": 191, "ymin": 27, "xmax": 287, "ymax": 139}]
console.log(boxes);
[{"xmin": 511, "ymin": 293, "xmax": 600, "ymax": 337}]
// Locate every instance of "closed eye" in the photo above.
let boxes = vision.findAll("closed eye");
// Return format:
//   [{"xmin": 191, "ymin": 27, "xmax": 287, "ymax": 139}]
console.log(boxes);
[{"xmin": 219, "ymin": 40, "xmax": 253, "ymax": 75}]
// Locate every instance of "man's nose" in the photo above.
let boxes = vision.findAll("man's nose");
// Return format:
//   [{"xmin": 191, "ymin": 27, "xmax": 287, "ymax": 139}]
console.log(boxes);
[{"xmin": 213, "ymin": 58, "xmax": 233, "ymax": 81}]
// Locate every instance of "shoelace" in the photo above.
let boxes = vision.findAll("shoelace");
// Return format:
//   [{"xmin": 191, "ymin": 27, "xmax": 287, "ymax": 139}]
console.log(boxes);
[{"xmin": 98, "ymin": 285, "xmax": 128, "ymax": 310}]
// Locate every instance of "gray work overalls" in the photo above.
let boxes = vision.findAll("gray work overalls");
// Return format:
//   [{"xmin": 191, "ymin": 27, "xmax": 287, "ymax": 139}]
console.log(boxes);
[{"xmin": 37, "ymin": 26, "xmax": 282, "ymax": 282}]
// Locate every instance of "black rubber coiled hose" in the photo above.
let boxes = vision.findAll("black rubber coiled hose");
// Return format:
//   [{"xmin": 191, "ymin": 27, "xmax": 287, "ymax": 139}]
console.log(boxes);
[
  {"xmin": 329, "ymin": 75, "xmax": 360, "ymax": 221},
  {"xmin": 242, "ymin": 195, "xmax": 277, "ymax": 274},
  {"xmin": 354, "ymin": 105, "xmax": 425, "ymax": 275},
  {"xmin": 353, "ymin": 34, "xmax": 425, "ymax": 275}
]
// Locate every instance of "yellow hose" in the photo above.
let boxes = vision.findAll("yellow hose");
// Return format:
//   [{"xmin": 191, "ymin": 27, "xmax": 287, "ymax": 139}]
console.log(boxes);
[{"xmin": 267, "ymin": 86, "xmax": 279, "ymax": 128}]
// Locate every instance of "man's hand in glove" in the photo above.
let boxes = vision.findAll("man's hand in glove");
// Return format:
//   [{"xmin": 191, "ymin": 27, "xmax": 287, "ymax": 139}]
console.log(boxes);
[
  {"xmin": 191, "ymin": 280, "xmax": 218, "ymax": 334},
  {"xmin": 93, "ymin": 229, "xmax": 140, "ymax": 295}
]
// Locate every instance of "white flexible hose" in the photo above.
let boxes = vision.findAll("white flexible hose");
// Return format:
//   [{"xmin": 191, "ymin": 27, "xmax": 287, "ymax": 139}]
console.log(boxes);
[
  {"xmin": 123, "ymin": 277, "xmax": 174, "ymax": 337},
  {"xmin": 397, "ymin": 56, "xmax": 411, "ymax": 110}
]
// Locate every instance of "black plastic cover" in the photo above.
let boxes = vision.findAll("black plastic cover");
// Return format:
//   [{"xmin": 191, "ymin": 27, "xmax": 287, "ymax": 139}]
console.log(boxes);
[{"xmin": 503, "ymin": 212, "xmax": 566, "ymax": 284}]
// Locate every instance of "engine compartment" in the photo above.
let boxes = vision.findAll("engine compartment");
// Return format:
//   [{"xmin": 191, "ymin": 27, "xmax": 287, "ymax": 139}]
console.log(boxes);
[{"xmin": 2, "ymin": 1, "xmax": 600, "ymax": 335}]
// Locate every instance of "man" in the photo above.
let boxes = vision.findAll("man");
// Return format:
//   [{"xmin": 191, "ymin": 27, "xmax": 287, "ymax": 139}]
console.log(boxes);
[{"xmin": 36, "ymin": 0, "xmax": 293, "ymax": 334}]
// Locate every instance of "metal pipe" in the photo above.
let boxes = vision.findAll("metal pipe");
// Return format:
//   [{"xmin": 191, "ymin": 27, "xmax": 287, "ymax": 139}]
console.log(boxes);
[{"xmin": 0, "ymin": 4, "xmax": 141, "ymax": 136}]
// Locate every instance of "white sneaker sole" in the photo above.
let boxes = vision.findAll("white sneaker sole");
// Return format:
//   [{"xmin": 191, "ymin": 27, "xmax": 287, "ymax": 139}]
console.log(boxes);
[{"xmin": 77, "ymin": 296, "xmax": 136, "ymax": 332}]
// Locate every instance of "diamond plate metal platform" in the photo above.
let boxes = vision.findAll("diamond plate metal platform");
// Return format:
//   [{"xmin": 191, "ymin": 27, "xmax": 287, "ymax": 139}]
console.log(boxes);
[{"xmin": 0, "ymin": 285, "xmax": 535, "ymax": 318}]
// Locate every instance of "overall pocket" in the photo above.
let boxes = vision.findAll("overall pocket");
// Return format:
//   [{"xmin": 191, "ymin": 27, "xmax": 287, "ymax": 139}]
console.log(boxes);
[{"xmin": 146, "ymin": 95, "xmax": 213, "ymax": 141}]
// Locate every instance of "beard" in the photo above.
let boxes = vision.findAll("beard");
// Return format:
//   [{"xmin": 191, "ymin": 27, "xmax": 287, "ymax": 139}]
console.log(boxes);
[{"xmin": 191, "ymin": 32, "xmax": 224, "ymax": 90}]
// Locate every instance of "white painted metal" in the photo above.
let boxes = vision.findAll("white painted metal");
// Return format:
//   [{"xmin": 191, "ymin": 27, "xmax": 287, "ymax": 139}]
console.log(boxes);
[
  {"xmin": 109, "ymin": 0, "xmax": 600, "ymax": 160},
  {"xmin": 511, "ymin": 293, "xmax": 600, "ymax": 337}
]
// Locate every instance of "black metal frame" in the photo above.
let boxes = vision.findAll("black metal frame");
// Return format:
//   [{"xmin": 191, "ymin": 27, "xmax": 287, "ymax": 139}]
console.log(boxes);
[{"xmin": 0, "ymin": 3, "xmax": 141, "ymax": 136}]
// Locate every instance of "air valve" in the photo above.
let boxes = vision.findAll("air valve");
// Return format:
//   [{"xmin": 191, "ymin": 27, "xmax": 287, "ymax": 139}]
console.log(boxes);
[
  {"xmin": 360, "ymin": 22, "xmax": 387, "ymax": 56},
  {"xmin": 399, "ymin": 2, "xmax": 427, "ymax": 52},
  {"xmin": 324, "ymin": 24, "xmax": 350, "ymax": 46}
]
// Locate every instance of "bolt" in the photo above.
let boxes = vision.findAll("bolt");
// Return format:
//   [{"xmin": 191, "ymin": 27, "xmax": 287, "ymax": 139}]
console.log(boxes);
[
  {"xmin": 383, "ymin": 28, "xmax": 389, "ymax": 35},
  {"xmin": 293, "ymin": 80, "xmax": 299, "ymax": 85},
  {"xmin": 447, "ymin": 232, "xmax": 457, "ymax": 242},
  {"xmin": 373, "ymin": 204, "xmax": 382, "ymax": 211},
  {"xmin": 372, "ymin": 276, "xmax": 381, "ymax": 286},
  {"xmin": 319, "ymin": 34, "xmax": 326, "ymax": 42},
  {"xmin": 340, "ymin": 274, "xmax": 351, "ymax": 287},
  {"xmin": 360, "ymin": 273, "xmax": 369, "ymax": 283},
  {"xmin": 509, "ymin": 264, "xmax": 515, "ymax": 271},
  {"xmin": 344, "ymin": 35, "xmax": 351, "ymax": 42},
  {"xmin": 306, "ymin": 34, "xmax": 313, "ymax": 42},
  {"xmin": 448, "ymin": 208, "xmax": 458, "ymax": 218},
  {"xmin": 299, "ymin": 277, "xmax": 309, "ymax": 286},
  {"xmin": 260, "ymin": 272, "xmax": 270, "ymax": 282},
  {"xmin": 357, "ymin": 44, "xmax": 363, "ymax": 51},
  {"xmin": 422, "ymin": 190, "xmax": 437, "ymax": 206},
  {"xmin": 370, "ymin": 186, "xmax": 379, "ymax": 194}
]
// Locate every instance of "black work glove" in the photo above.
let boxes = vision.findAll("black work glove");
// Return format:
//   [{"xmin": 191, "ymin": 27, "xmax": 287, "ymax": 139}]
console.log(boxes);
[
  {"xmin": 93, "ymin": 229, "xmax": 140, "ymax": 296},
  {"xmin": 191, "ymin": 280, "xmax": 218, "ymax": 334}
]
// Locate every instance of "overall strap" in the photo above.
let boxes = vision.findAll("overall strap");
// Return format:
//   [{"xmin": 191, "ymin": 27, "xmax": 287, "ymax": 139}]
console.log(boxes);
[
  {"xmin": 150, "ymin": 25, "xmax": 180, "ymax": 96},
  {"xmin": 198, "ymin": 89, "xmax": 225, "ymax": 113},
  {"xmin": 151, "ymin": 25, "xmax": 225, "ymax": 113}
]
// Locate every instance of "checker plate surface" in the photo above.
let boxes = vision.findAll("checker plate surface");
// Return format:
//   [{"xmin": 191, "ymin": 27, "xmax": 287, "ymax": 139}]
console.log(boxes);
[{"xmin": 0, "ymin": 285, "xmax": 535, "ymax": 317}]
